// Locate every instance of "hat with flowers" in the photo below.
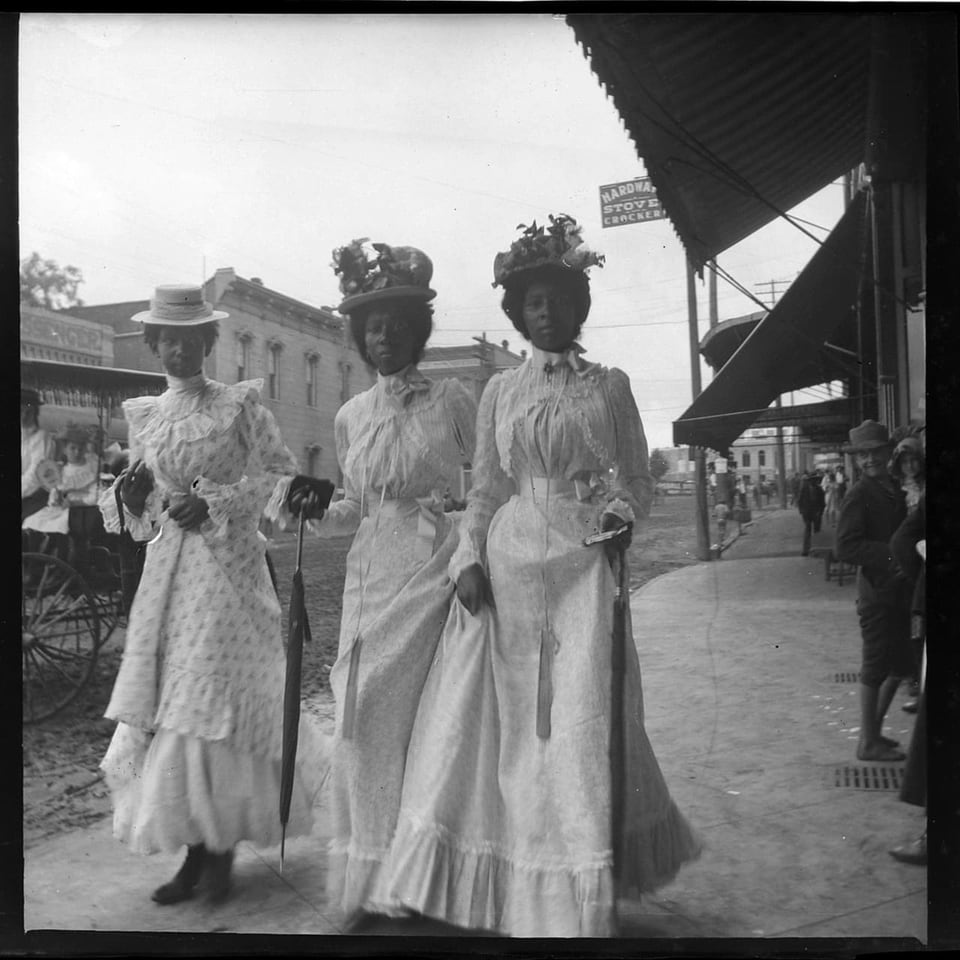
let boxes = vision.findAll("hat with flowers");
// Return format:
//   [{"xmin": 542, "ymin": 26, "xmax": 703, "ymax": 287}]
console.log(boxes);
[
  {"xmin": 492, "ymin": 213, "xmax": 604, "ymax": 289},
  {"xmin": 332, "ymin": 239, "xmax": 436, "ymax": 313}
]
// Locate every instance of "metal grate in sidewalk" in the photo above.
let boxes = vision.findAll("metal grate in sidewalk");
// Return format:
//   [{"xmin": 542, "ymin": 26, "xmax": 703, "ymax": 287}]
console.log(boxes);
[
  {"xmin": 834, "ymin": 671, "xmax": 860, "ymax": 683},
  {"xmin": 833, "ymin": 765, "xmax": 904, "ymax": 791}
]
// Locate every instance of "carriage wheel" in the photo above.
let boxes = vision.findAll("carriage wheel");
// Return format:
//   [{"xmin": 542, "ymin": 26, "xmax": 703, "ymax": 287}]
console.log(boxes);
[{"xmin": 22, "ymin": 553, "xmax": 101, "ymax": 725}]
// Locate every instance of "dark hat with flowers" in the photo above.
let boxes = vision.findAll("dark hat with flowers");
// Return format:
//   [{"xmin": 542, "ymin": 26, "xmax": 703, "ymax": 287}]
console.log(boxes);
[
  {"xmin": 492, "ymin": 213, "xmax": 604, "ymax": 289},
  {"xmin": 332, "ymin": 239, "xmax": 436, "ymax": 313}
]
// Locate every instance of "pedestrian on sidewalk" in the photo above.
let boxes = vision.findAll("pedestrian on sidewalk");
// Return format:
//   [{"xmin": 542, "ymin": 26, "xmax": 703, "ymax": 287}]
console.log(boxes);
[
  {"xmin": 888, "ymin": 486, "xmax": 926, "ymax": 865},
  {"xmin": 97, "ymin": 285, "xmax": 325, "ymax": 907},
  {"xmin": 797, "ymin": 471, "xmax": 825, "ymax": 556},
  {"xmin": 835, "ymin": 419, "xmax": 912, "ymax": 763},
  {"xmin": 288, "ymin": 241, "xmax": 477, "ymax": 928},
  {"xmin": 889, "ymin": 427, "xmax": 926, "ymax": 712},
  {"xmin": 385, "ymin": 214, "xmax": 701, "ymax": 937},
  {"xmin": 822, "ymin": 470, "xmax": 839, "ymax": 527}
]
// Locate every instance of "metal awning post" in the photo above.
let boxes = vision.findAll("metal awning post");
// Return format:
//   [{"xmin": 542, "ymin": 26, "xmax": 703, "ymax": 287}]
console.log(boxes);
[{"xmin": 686, "ymin": 259, "xmax": 712, "ymax": 561}]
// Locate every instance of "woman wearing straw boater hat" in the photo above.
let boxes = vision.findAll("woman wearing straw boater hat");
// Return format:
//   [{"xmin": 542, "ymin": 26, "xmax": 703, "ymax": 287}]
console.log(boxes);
[
  {"xmin": 384, "ymin": 215, "xmax": 701, "ymax": 937},
  {"xmin": 836, "ymin": 419, "xmax": 914, "ymax": 763},
  {"xmin": 97, "ymin": 284, "xmax": 325, "ymax": 906},
  {"xmin": 287, "ymin": 240, "xmax": 476, "ymax": 927}
]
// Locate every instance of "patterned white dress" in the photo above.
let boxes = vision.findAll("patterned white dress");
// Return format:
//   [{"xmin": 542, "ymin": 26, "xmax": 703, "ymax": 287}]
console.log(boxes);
[
  {"xmin": 307, "ymin": 364, "xmax": 476, "ymax": 916},
  {"xmin": 98, "ymin": 375, "xmax": 320, "ymax": 855},
  {"xmin": 387, "ymin": 345, "xmax": 702, "ymax": 937}
]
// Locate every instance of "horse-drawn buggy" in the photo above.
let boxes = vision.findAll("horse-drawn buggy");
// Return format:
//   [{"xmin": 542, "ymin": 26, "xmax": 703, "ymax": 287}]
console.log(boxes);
[{"xmin": 21, "ymin": 358, "xmax": 166, "ymax": 724}]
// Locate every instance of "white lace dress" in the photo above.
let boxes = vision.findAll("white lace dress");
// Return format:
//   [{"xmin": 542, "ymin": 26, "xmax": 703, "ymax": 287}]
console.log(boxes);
[
  {"xmin": 98, "ymin": 375, "xmax": 321, "ymax": 855},
  {"xmin": 387, "ymin": 345, "xmax": 702, "ymax": 937},
  {"xmin": 305, "ymin": 365, "xmax": 476, "ymax": 917}
]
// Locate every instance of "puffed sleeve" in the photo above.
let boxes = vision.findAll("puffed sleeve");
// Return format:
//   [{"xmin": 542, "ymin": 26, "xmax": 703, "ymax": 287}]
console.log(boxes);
[
  {"xmin": 444, "ymin": 377, "xmax": 478, "ymax": 469},
  {"xmin": 604, "ymin": 368, "xmax": 655, "ymax": 525},
  {"xmin": 448, "ymin": 373, "xmax": 514, "ymax": 581},
  {"xmin": 195, "ymin": 382, "xmax": 298, "ymax": 539},
  {"xmin": 308, "ymin": 399, "xmax": 363, "ymax": 539}
]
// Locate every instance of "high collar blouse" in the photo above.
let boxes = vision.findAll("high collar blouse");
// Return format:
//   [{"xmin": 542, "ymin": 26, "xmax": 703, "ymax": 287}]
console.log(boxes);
[
  {"xmin": 450, "ymin": 344, "xmax": 654, "ymax": 578},
  {"xmin": 316, "ymin": 364, "xmax": 477, "ymax": 538}
]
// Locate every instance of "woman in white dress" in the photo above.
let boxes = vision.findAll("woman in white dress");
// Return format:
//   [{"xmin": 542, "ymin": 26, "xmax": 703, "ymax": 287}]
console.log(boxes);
[
  {"xmin": 98, "ymin": 285, "xmax": 321, "ymax": 906},
  {"xmin": 387, "ymin": 215, "xmax": 701, "ymax": 937},
  {"xmin": 291, "ymin": 241, "xmax": 477, "ymax": 925}
]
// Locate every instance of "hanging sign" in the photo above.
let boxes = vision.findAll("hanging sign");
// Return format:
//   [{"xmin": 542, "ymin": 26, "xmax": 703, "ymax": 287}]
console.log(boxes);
[{"xmin": 599, "ymin": 177, "xmax": 666, "ymax": 228}]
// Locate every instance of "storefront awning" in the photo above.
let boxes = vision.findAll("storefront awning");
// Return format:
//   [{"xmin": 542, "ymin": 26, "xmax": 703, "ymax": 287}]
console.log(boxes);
[
  {"xmin": 672, "ymin": 190, "xmax": 868, "ymax": 454},
  {"xmin": 567, "ymin": 14, "xmax": 871, "ymax": 270}
]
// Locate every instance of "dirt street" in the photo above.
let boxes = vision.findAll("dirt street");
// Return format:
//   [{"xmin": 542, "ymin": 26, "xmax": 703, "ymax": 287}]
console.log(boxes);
[{"xmin": 23, "ymin": 495, "xmax": 707, "ymax": 849}]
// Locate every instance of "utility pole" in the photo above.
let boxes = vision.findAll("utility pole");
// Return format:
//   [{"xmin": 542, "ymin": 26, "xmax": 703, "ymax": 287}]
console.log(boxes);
[
  {"xmin": 687, "ymin": 260, "xmax": 711, "ymax": 561},
  {"xmin": 755, "ymin": 279, "xmax": 791, "ymax": 508},
  {"xmin": 708, "ymin": 260, "xmax": 719, "ymax": 328}
]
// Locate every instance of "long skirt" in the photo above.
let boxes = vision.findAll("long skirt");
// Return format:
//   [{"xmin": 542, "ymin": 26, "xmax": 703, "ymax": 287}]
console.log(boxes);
[
  {"xmin": 325, "ymin": 499, "xmax": 459, "ymax": 916},
  {"xmin": 387, "ymin": 487, "xmax": 702, "ymax": 937}
]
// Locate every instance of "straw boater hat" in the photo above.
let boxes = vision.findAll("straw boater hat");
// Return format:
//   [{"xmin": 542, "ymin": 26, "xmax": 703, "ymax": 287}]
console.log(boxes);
[
  {"xmin": 844, "ymin": 419, "xmax": 892, "ymax": 453},
  {"xmin": 331, "ymin": 240, "xmax": 436, "ymax": 314},
  {"xmin": 492, "ymin": 213, "xmax": 605, "ymax": 289},
  {"xmin": 130, "ymin": 284, "xmax": 229, "ymax": 325}
]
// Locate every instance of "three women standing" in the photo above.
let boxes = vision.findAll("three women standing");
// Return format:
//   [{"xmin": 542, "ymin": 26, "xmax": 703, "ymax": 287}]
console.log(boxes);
[
  {"xmin": 98, "ymin": 285, "xmax": 320, "ymax": 905},
  {"xmin": 387, "ymin": 215, "xmax": 701, "ymax": 937},
  {"xmin": 291, "ymin": 241, "xmax": 477, "ymax": 923}
]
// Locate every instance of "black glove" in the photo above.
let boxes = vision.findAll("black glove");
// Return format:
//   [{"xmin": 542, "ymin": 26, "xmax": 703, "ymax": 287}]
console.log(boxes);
[
  {"xmin": 601, "ymin": 511, "xmax": 633, "ymax": 562},
  {"xmin": 286, "ymin": 476, "xmax": 336, "ymax": 518}
]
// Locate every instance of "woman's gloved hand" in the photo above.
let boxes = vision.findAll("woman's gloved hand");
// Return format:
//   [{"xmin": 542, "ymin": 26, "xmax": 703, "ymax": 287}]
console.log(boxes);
[
  {"xmin": 456, "ymin": 562, "xmax": 495, "ymax": 616},
  {"xmin": 286, "ymin": 476, "xmax": 336, "ymax": 520},
  {"xmin": 168, "ymin": 494, "xmax": 210, "ymax": 531},
  {"xmin": 120, "ymin": 459, "xmax": 155, "ymax": 517}
]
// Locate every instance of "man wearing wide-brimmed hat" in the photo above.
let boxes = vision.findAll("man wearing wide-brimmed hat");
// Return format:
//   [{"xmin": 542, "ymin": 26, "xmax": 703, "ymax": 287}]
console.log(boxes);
[{"xmin": 836, "ymin": 419, "xmax": 914, "ymax": 762}]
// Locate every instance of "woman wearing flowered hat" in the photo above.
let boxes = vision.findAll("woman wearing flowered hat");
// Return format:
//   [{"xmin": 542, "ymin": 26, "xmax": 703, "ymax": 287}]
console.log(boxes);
[
  {"xmin": 288, "ymin": 240, "xmax": 476, "ymax": 926},
  {"xmin": 96, "ymin": 285, "xmax": 324, "ymax": 906},
  {"xmin": 386, "ymin": 215, "xmax": 701, "ymax": 937}
]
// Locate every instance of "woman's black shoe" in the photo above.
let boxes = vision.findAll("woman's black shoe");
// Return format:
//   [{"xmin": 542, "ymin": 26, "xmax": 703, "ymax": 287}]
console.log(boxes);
[
  {"xmin": 202, "ymin": 848, "xmax": 235, "ymax": 904},
  {"xmin": 152, "ymin": 844, "xmax": 206, "ymax": 905}
]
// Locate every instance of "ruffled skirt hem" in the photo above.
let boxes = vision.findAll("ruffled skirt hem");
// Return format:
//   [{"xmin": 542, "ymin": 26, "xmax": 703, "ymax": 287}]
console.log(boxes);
[
  {"xmin": 387, "ymin": 802, "xmax": 702, "ymax": 938},
  {"xmin": 100, "ymin": 719, "xmax": 329, "ymax": 856}
]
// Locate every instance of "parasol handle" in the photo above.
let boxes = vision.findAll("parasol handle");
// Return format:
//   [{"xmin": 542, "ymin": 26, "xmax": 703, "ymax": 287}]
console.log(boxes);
[{"xmin": 295, "ymin": 503, "xmax": 306, "ymax": 571}]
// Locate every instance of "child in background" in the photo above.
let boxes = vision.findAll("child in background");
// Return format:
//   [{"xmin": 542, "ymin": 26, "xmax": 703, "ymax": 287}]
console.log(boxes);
[{"xmin": 22, "ymin": 426, "xmax": 100, "ymax": 559}]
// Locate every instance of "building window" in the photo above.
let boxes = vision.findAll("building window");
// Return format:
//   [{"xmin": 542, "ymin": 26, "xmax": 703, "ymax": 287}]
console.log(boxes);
[
  {"xmin": 237, "ymin": 334, "xmax": 252, "ymax": 382},
  {"xmin": 268, "ymin": 343, "xmax": 282, "ymax": 400},
  {"xmin": 305, "ymin": 445, "xmax": 321, "ymax": 477},
  {"xmin": 742, "ymin": 451, "xmax": 751, "ymax": 468},
  {"xmin": 306, "ymin": 354, "xmax": 319, "ymax": 407},
  {"xmin": 758, "ymin": 449, "xmax": 766, "ymax": 467}
]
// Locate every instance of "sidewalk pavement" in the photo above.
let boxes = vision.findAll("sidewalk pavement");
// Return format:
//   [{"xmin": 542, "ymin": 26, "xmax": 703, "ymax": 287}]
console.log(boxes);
[{"xmin": 22, "ymin": 509, "xmax": 925, "ymax": 945}]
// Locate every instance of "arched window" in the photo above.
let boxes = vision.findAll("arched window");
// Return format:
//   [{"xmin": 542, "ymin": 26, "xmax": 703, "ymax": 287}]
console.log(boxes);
[
  {"xmin": 236, "ymin": 331, "xmax": 253, "ymax": 382},
  {"xmin": 742, "ymin": 451, "xmax": 751, "ymax": 468},
  {"xmin": 758, "ymin": 449, "xmax": 767, "ymax": 467},
  {"xmin": 305, "ymin": 352, "xmax": 320, "ymax": 407},
  {"xmin": 267, "ymin": 340, "xmax": 283, "ymax": 400}
]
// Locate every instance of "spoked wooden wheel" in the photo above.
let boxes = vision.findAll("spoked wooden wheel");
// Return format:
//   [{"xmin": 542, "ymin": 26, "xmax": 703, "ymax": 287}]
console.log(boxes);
[{"xmin": 22, "ymin": 553, "xmax": 101, "ymax": 724}]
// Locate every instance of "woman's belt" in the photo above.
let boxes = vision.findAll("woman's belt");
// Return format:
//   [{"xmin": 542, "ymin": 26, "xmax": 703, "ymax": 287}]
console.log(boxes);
[
  {"xmin": 366, "ymin": 493, "xmax": 444, "ymax": 562},
  {"xmin": 519, "ymin": 477, "xmax": 594, "ymax": 501}
]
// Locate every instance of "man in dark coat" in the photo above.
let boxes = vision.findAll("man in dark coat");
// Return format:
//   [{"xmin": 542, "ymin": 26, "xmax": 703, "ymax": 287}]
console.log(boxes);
[
  {"xmin": 797, "ymin": 471, "xmax": 826, "ymax": 556},
  {"xmin": 836, "ymin": 420, "xmax": 912, "ymax": 763}
]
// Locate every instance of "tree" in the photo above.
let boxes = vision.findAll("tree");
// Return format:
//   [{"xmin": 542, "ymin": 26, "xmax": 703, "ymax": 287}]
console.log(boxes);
[
  {"xmin": 20, "ymin": 252, "xmax": 85, "ymax": 310},
  {"xmin": 649, "ymin": 448, "xmax": 670, "ymax": 482}
]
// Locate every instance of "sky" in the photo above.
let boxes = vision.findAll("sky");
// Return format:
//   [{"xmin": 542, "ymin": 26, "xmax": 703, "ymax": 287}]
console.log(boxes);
[{"xmin": 19, "ymin": 13, "xmax": 846, "ymax": 450}]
